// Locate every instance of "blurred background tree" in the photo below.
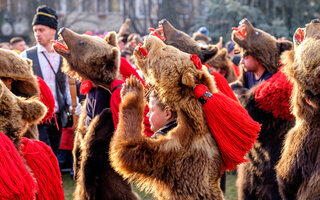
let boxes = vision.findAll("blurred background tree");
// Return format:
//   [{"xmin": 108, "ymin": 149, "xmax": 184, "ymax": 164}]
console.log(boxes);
[{"xmin": 195, "ymin": 0, "xmax": 320, "ymax": 43}]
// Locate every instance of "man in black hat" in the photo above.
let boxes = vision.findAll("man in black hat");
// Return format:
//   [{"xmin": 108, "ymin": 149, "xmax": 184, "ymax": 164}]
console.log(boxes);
[{"xmin": 21, "ymin": 5, "xmax": 78, "ymax": 156}]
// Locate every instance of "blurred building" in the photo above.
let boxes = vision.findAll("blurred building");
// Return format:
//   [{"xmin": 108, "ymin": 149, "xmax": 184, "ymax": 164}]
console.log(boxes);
[{"xmin": 0, "ymin": 0, "xmax": 204, "ymax": 43}]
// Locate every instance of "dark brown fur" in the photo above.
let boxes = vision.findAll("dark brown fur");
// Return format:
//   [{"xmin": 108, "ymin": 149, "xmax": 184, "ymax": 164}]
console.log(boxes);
[
  {"xmin": 0, "ymin": 81, "xmax": 46, "ymax": 149},
  {"xmin": 159, "ymin": 19, "xmax": 237, "ymax": 83},
  {"xmin": 231, "ymin": 18, "xmax": 292, "ymax": 74},
  {"xmin": 0, "ymin": 49, "xmax": 41, "ymax": 139},
  {"xmin": 235, "ymin": 90, "xmax": 294, "ymax": 200},
  {"xmin": 276, "ymin": 28, "xmax": 320, "ymax": 199},
  {"xmin": 110, "ymin": 36, "xmax": 224, "ymax": 200},
  {"xmin": 159, "ymin": 19, "xmax": 218, "ymax": 63},
  {"xmin": 206, "ymin": 48, "xmax": 238, "ymax": 83},
  {"xmin": 54, "ymin": 28, "xmax": 138, "ymax": 200},
  {"xmin": 230, "ymin": 19, "xmax": 295, "ymax": 200}
]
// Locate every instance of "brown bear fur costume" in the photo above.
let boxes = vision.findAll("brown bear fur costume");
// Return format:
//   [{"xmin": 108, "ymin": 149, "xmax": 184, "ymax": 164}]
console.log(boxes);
[
  {"xmin": 275, "ymin": 19, "xmax": 320, "ymax": 200},
  {"xmin": 110, "ymin": 35, "xmax": 225, "ymax": 199},
  {"xmin": 0, "ymin": 79, "xmax": 65, "ymax": 200},
  {"xmin": 158, "ymin": 19, "xmax": 218, "ymax": 63},
  {"xmin": 0, "ymin": 49, "xmax": 42, "ymax": 139},
  {"xmin": 0, "ymin": 80, "xmax": 45, "ymax": 149},
  {"xmin": 230, "ymin": 18, "xmax": 295, "ymax": 200},
  {"xmin": 53, "ymin": 28, "xmax": 139, "ymax": 200},
  {"xmin": 158, "ymin": 19, "xmax": 238, "ymax": 82},
  {"xmin": 110, "ymin": 33, "xmax": 261, "ymax": 199}
]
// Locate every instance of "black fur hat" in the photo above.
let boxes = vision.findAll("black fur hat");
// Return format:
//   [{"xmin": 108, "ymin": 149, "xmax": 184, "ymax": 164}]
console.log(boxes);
[{"xmin": 32, "ymin": 5, "xmax": 58, "ymax": 30}]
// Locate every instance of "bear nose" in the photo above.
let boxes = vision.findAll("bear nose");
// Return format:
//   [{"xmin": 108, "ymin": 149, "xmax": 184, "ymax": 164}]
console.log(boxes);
[{"xmin": 58, "ymin": 27, "xmax": 66, "ymax": 35}]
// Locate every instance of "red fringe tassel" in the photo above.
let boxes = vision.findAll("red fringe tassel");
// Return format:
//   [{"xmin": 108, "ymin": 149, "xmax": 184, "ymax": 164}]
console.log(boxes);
[
  {"xmin": 194, "ymin": 84, "xmax": 260, "ymax": 171},
  {"xmin": 0, "ymin": 132, "xmax": 37, "ymax": 200},
  {"xmin": 20, "ymin": 138, "xmax": 64, "ymax": 200},
  {"xmin": 36, "ymin": 76, "xmax": 55, "ymax": 123}
]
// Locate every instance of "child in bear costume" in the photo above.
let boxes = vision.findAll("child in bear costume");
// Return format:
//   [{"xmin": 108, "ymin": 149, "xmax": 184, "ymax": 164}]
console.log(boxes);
[{"xmin": 109, "ymin": 35, "xmax": 260, "ymax": 200}]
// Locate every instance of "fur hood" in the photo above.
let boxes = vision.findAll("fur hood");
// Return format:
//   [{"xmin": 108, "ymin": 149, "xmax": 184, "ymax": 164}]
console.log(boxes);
[
  {"xmin": 0, "ymin": 49, "xmax": 39, "ymax": 97},
  {"xmin": 232, "ymin": 18, "xmax": 292, "ymax": 74}
]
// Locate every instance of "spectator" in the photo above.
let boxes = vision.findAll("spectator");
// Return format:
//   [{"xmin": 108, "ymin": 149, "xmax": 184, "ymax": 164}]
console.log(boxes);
[
  {"xmin": 10, "ymin": 37, "xmax": 27, "ymax": 54},
  {"xmin": 21, "ymin": 5, "xmax": 80, "ymax": 155},
  {"xmin": 226, "ymin": 41, "xmax": 241, "ymax": 66}
]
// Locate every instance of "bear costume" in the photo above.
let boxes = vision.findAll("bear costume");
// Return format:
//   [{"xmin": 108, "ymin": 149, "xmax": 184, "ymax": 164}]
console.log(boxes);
[
  {"xmin": 53, "ymin": 28, "xmax": 143, "ymax": 199},
  {"xmin": 0, "ymin": 79, "xmax": 64, "ymax": 200},
  {"xmin": 0, "ymin": 49, "xmax": 55, "ymax": 139},
  {"xmin": 230, "ymin": 18, "xmax": 294, "ymax": 200},
  {"xmin": 275, "ymin": 19, "xmax": 320, "ymax": 200},
  {"xmin": 157, "ymin": 19, "xmax": 239, "ymax": 82},
  {"xmin": 109, "ymin": 35, "xmax": 260, "ymax": 200}
]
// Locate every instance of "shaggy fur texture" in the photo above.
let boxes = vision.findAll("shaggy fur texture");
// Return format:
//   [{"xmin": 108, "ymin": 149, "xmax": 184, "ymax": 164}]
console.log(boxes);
[
  {"xmin": 110, "ymin": 36, "xmax": 224, "ymax": 200},
  {"xmin": 0, "ymin": 81, "xmax": 46, "ymax": 149},
  {"xmin": 230, "ymin": 19, "xmax": 295, "ymax": 200},
  {"xmin": 276, "ymin": 22, "xmax": 320, "ymax": 199},
  {"xmin": 55, "ymin": 28, "xmax": 121, "ymax": 89},
  {"xmin": 0, "ymin": 49, "xmax": 39, "ymax": 97},
  {"xmin": 231, "ymin": 18, "xmax": 292, "ymax": 74},
  {"xmin": 206, "ymin": 48, "xmax": 238, "ymax": 83},
  {"xmin": 54, "ymin": 29, "xmax": 138, "ymax": 200},
  {"xmin": 159, "ymin": 19, "xmax": 237, "ymax": 83},
  {"xmin": 159, "ymin": 19, "xmax": 218, "ymax": 63},
  {"xmin": 0, "ymin": 49, "xmax": 42, "ymax": 139}
]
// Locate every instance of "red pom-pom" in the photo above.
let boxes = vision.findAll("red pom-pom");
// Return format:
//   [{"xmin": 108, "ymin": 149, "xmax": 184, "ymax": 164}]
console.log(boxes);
[
  {"xmin": 80, "ymin": 80, "xmax": 93, "ymax": 95},
  {"xmin": 190, "ymin": 54, "xmax": 202, "ymax": 70},
  {"xmin": 194, "ymin": 84, "xmax": 260, "ymax": 171},
  {"xmin": 36, "ymin": 76, "xmax": 55, "ymax": 123},
  {"xmin": 254, "ymin": 68, "xmax": 294, "ymax": 120}
]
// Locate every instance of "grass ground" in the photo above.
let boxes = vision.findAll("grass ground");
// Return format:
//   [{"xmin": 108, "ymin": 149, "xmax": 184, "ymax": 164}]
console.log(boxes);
[{"xmin": 62, "ymin": 171, "xmax": 237, "ymax": 200}]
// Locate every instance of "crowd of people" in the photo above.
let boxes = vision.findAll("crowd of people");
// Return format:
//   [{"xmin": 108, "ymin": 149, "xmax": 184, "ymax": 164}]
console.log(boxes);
[{"xmin": 0, "ymin": 3, "xmax": 319, "ymax": 200}]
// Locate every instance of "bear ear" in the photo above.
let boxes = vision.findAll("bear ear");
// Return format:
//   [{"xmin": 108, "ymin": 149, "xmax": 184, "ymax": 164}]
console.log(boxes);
[
  {"xmin": 105, "ymin": 31, "xmax": 118, "ymax": 47},
  {"xmin": 181, "ymin": 68, "xmax": 196, "ymax": 88},
  {"xmin": 18, "ymin": 100, "xmax": 47, "ymax": 124},
  {"xmin": 202, "ymin": 45, "xmax": 218, "ymax": 62},
  {"xmin": 219, "ymin": 48, "xmax": 228, "ymax": 58},
  {"xmin": 278, "ymin": 40, "xmax": 293, "ymax": 53}
]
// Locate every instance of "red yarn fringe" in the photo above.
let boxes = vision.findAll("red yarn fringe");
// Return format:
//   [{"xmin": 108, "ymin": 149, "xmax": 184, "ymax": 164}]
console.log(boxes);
[
  {"xmin": 254, "ymin": 68, "xmax": 294, "ymax": 120},
  {"xmin": 0, "ymin": 132, "xmax": 37, "ymax": 200},
  {"xmin": 20, "ymin": 138, "xmax": 64, "ymax": 200},
  {"xmin": 36, "ymin": 76, "xmax": 55, "ymax": 123},
  {"xmin": 210, "ymin": 71, "xmax": 238, "ymax": 102},
  {"xmin": 194, "ymin": 84, "xmax": 260, "ymax": 171}
]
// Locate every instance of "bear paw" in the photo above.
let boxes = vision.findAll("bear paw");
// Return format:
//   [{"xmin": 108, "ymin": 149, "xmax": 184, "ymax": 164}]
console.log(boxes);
[{"xmin": 121, "ymin": 75, "xmax": 145, "ymax": 99}]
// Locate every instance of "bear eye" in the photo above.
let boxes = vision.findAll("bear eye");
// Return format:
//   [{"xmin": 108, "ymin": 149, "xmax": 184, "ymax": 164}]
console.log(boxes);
[
  {"xmin": 79, "ymin": 40, "xmax": 85, "ymax": 46},
  {"xmin": 255, "ymin": 31, "xmax": 260, "ymax": 36},
  {"xmin": 162, "ymin": 47, "xmax": 166, "ymax": 51}
]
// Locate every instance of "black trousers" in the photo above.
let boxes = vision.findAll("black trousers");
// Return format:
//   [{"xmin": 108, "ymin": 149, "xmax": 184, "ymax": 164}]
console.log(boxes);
[{"xmin": 38, "ymin": 112, "xmax": 62, "ymax": 156}]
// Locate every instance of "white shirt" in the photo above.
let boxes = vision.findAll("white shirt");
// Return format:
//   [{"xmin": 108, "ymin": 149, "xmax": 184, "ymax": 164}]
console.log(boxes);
[{"xmin": 21, "ymin": 44, "xmax": 72, "ymax": 112}]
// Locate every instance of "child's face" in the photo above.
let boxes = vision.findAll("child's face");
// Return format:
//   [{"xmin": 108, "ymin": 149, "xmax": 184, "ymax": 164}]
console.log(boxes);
[{"xmin": 147, "ymin": 96, "xmax": 169, "ymax": 132}]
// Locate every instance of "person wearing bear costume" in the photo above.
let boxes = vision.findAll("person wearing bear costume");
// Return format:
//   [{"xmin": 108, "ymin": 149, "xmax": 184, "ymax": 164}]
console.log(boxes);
[
  {"xmin": 230, "ymin": 18, "xmax": 294, "ymax": 200},
  {"xmin": 52, "ymin": 27, "xmax": 153, "ymax": 199},
  {"xmin": 109, "ymin": 35, "xmax": 260, "ymax": 200},
  {"xmin": 276, "ymin": 19, "xmax": 320, "ymax": 200}
]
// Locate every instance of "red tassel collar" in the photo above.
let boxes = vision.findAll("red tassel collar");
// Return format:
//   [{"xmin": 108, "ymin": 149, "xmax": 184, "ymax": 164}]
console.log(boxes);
[{"xmin": 80, "ymin": 80, "xmax": 94, "ymax": 95}]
